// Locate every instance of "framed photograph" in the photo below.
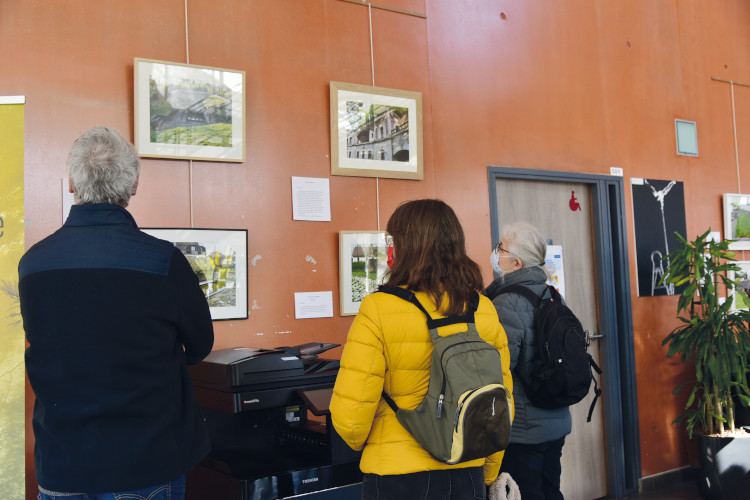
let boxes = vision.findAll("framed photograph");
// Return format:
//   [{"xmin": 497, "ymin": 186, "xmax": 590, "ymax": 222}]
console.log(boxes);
[
  {"xmin": 339, "ymin": 231, "xmax": 389, "ymax": 316},
  {"xmin": 330, "ymin": 81, "xmax": 423, "ymax": 180},
  {"xmin": 141, "ymin": 228, "xmax": 248, "ymax": 320},
  {"xmin": 723, "ymin": 193, "xmax": 750, "ymax": 250},
  {"xmin": 134, "ymin": 58, "xmax": 245, "ymax": 162},
  {"xmin": 728, "ymin": 261, "xmax": 750, "ymax": 310}
]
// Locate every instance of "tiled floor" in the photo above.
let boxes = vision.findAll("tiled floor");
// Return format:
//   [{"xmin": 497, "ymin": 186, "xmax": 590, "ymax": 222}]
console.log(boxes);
[{"xmin": 622, "ymin": 480, "xmax": 703, "ymax": 499}]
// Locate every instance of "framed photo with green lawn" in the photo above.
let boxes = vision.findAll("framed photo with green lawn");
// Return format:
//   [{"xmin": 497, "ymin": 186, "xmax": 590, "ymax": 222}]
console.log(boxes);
[
  {"xmin": 330, "ymin": 81, "xmax": 423, "ymax": 180},
  {"xmin": 728, "ymin": 260, "xmax": 750, "ymax": 311},
  {"xmin": 134, "ymin": 58, "xmax": 245, "ymax": 162},
  {"xmin": 339, "ymin": 231, "xmax": 389, "ymax": 316},
  {"xmin": 723, "ymin": 193, "xmax": 750, "ymax": 250},
  {"xmin": 141, "ymin": 228, "xmax": 248, "ymax": 321}
]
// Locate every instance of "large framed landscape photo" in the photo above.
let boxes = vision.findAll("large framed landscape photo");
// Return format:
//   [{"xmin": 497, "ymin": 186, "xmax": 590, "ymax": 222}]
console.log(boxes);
[
  {"xmin": 141, "ymin": 228, "xmax": 248, "ymax": 320},
  {"xmin": 134, "ymin": 58, "xmax": 246, "ymax": 162},
  {"xmin": 330, "ymin": 81, "xmax": 423, "ymax": 180},
  {"xmin": 339, "ymin": 231, "xmax": 389, "ymax": 315}
]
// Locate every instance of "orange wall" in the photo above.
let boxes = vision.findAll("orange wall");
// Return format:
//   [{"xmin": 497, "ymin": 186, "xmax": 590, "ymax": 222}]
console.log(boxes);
[{"xmin": 3, "ymin": 0, "xmax": 750, "ymax": 496}]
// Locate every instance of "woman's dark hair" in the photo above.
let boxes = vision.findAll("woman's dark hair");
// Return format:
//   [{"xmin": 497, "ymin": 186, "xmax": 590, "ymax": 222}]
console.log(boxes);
[{"xmin": 384, "ymin": 199, "xmax": 483, "ymax": 316}]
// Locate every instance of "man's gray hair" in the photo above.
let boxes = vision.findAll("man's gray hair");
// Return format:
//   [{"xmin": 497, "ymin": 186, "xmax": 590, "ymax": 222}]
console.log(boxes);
[
  {"xmin": 501, "ymin": 221, "xmax": 551, "ymax": 278},
  {"xmin": 66, "ymin": 126, "xmax": 140, "ymax": 207}
]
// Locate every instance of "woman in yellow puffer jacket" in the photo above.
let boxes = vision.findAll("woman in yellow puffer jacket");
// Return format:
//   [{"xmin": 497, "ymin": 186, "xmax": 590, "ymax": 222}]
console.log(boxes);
[{"xmin": 330, "ymin": 199, "xmax": 514, "ymax": 499}]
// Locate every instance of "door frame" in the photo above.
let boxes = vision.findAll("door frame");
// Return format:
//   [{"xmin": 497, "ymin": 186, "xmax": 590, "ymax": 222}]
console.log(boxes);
[{"xmin": 488, "ymin": 166, "xmax": 640, "ymax": 499}]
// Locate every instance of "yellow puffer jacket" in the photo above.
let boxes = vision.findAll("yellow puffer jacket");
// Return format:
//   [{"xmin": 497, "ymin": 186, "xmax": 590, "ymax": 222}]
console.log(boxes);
[{"xmin": 330, "ymin": 289, "xmax": 514, "ymax": 485}]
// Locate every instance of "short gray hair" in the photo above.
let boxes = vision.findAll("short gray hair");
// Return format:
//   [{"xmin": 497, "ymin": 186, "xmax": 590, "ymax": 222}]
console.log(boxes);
[
  {"xmin": 66, "ymin": 126, "xmax": 140, "ymax": 207},
  {"xmin": 501, "ymin": 221, "xmax": 550, "ymax": 277}
]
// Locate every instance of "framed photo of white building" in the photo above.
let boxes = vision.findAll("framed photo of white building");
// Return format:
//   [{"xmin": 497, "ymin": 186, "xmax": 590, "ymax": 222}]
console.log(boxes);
[
  {"xmin": 339, "ymin": 231, "xmax": 389, "ymax": 315},
  {"xmin": 134, "ymin": 58, "xmax": 246, "ymax": 162},
  {"xmin": 141, "ymin": 228, "xmax": 248, "ymax": 320},
  {"xmin": 330, "ymin": 82, "xmax": 423, "ymax": 180}
]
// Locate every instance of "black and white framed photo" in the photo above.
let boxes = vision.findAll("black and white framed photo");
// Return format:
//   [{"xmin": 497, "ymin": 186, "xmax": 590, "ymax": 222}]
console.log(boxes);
[{"xmin": 631, "ymin": 178, "xmax": 687, "ymax": 297}]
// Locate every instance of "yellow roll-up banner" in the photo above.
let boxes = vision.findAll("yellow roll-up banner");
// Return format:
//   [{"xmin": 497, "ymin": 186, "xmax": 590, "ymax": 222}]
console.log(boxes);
[{"xmin": 0, "ymin": 97, "xmax": 25, "ymax": 499}]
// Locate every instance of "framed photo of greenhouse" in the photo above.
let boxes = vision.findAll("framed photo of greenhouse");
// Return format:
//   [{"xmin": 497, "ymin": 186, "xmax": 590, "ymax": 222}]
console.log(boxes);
[
  {"xmin": 134, "ymin": 58, "xmax": 246, "ymax": 162},
  {"xmin": 141, "ymin": 228, "xmax": 248, "ymax": 320},
  {"xmin": 330, "ymin": 81, "xmax": 423, "ymax": 180},
  {"xmin": 338, "ymin": 231, "xmax": 389, "ymax": 316},
  {"xmin": 723, "ymin": 193, "xmax": 750, "ymax": 250}
]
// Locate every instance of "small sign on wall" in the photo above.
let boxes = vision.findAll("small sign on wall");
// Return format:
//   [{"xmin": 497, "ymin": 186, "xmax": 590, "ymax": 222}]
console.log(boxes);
[{"xmin": 546, "ymin": 244, "xmax": 565, "ymax": 298}]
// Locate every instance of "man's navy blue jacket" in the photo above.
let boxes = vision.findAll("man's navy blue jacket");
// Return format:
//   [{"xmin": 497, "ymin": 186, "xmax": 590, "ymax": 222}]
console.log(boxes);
[{"xmin": 19, "ymin": 204, "xmax": 214, "ymax": 492}]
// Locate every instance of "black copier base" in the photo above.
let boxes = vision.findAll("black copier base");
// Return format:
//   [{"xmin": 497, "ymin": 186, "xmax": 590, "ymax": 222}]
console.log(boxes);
[
  {"xmin": 187, "ymin": 459, "xmax": 361, "ymax": 500},
  {"xmin": 187, "ymin": 346, "xmax": 362, "ymax": 499},
  {"xmin": 186, "ymin": 402, "xmax": 362, "ymax": 500}
]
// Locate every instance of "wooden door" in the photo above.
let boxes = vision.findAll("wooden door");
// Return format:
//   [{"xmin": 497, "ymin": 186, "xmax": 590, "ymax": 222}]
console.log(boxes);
[{"xmin": 495, "ymin": 178, "xmax": 608, "ymax": 500}]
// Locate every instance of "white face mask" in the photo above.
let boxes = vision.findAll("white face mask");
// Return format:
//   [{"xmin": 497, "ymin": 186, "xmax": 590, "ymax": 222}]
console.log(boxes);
[{"xmin": 490, "ymin": 248, "xmax": 504, "ymax": 276}]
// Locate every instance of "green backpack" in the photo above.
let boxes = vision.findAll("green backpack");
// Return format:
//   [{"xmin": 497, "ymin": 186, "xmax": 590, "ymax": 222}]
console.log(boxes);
[{"xmin": 379, "ymin": 286, "xmax": 512, "ymax": 464}]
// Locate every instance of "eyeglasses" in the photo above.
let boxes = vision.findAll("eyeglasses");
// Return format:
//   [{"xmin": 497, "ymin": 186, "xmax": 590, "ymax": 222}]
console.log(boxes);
[{"xmin": 495, "ymin": 243, "xmax": 510, "ymax": 254}]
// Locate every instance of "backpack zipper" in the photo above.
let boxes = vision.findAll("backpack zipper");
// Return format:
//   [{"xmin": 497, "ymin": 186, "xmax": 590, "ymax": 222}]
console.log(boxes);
[
  {"xmin": 454, "ymin": 387, "xmax": 479, "ymax": 427},
  {"xmin": 436, "ymin": 339, "xmax": 486, "ymax": 419}
]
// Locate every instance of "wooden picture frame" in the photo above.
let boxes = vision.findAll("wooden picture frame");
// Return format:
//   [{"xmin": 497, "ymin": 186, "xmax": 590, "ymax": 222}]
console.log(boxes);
[
  {"xmin": 330, "ymin": 81, "xmax": 423, "ymax": 180},
  {"xmin": 134, "ymin": 58, "xmax": 246, "ymax": 162},
  {"xmin": 723, "ymin": 193, "xmax": 750, "ymax": 250},
  {"xmin": 141, "ymin": 228, "xmax": 248, "ymax": 320},
  {"xmin": 339, "ymin": 231, "xmax": 388, "ymax": 315}
]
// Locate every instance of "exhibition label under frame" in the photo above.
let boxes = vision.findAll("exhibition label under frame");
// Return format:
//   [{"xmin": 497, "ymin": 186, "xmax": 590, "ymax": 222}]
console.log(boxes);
[{"xmin": 134, "ymin": 58, "xmax": 246, "ymax": 162}]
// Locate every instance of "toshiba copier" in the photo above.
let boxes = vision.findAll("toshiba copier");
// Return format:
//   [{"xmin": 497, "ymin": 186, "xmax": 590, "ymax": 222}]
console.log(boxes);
[{"xmin": 186, "ymin": 343, "xmax": 362, "ymax": 500}]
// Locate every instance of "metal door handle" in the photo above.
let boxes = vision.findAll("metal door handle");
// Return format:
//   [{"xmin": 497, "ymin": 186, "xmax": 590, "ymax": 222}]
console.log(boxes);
[{"xmin": 589, "ymin": 333, "xmax": 603, "ymax": 339}]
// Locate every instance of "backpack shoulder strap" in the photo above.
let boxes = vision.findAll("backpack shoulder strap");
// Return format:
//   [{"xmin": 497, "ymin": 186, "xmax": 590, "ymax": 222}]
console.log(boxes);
[
  {"xmin": 496, "ymin": 284, "xmax": 542, "ymax": 308},
  {"xmin": 587, "ymin": 357, "xmax": 603, "ymax": 422},
  {"xmin": 377, "ymin": 286, "xmax": 479, "ymax": 414},
  {"xmin": 378, "ymin": 286, "xmax": 432, "ymax": 320},
  {"xmin": 542, "ymin": 284, "xmax": 561, "ymax": 301},
  {"xmin": 378, "ymin": 286, "xmax": 477, "ymax": 329}
]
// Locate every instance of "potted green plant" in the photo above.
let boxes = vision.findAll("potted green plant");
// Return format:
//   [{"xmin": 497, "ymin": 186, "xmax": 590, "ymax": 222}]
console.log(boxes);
[{"xmin": 662, "ymin": 229, "xmax": 750, "ymax": 499}]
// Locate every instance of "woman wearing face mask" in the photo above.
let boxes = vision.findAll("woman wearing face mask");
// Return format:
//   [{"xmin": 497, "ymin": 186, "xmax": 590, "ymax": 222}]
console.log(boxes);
[{"xmin": 483, "ymin": 222, "xmax": 569, "ymax": 500}]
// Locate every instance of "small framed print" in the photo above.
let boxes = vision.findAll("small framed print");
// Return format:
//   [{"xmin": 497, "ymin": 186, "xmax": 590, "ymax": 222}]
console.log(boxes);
[
  {"xmin": 339, "ymin": 231, "xmax": 389, "ymax": 315},
  {"xmin": 723, "ymin": 193, "xmax": 750, "ymax": 250},
  {"xmin": 141, "ymin": 228, "xmax": 248, "ymax": 320},
  {"xmin": 728, "ymin": 261, "xmax": 750, "ymax": 311},
  {"xmin": 134, "ymin": 58, "xmax": 245, "ymax": 162},
  {"xmin": 330, "ymin": 81, "xmax": 423, "ymax": 180}
]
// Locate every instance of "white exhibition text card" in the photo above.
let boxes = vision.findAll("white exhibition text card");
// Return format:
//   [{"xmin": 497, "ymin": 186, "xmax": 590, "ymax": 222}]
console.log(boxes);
[
  {"xmin": 291, "ymin": 176, "xmax": 331, "ymax": 221},
  {"xmin": 294, "ymin": 291, "xmax": 334, "ymax": 319}
]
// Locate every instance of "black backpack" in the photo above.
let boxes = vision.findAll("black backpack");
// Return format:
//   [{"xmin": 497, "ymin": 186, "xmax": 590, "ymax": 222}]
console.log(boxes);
[
  {"xmin": 378, "ymin": 286, "xmax": 512, "ymax": 464},
  {"xmin": 492, "ymin": 284, "xmax": 602, "ymax": 421}
]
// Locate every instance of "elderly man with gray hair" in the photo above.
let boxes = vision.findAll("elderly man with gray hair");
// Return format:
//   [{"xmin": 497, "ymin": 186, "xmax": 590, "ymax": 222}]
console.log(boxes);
[{"xmin": 19, "ymin": 126, "xmax": 214, "ymax": 499}]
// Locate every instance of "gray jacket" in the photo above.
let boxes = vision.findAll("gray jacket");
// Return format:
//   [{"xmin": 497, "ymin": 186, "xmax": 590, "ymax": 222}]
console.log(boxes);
[{"xmin": 486, "ymin": 266, "xmax": 571, "ymax": 444}]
